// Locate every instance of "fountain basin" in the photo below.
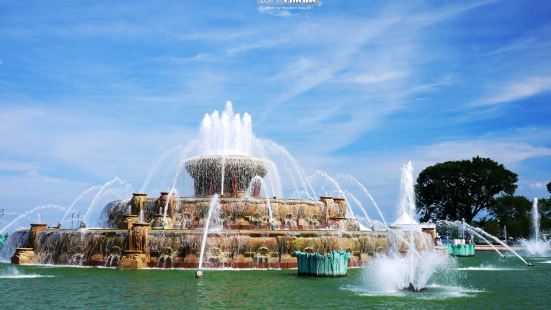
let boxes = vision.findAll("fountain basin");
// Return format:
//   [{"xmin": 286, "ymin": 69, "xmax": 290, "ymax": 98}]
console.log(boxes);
[
  {"xmin": 295, "ymin": 250, "xmax": 350, "ymax": 276},
  {"xmin": 446, "ymin": 244, "xmax": 475, "ymax": 257},
  {"xmin": 185, "ymin": 155, "xmax": 268, "ymax": 197}
]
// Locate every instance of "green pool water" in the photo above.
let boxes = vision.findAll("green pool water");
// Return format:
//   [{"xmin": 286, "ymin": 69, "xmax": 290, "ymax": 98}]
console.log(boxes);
[{"xmin": 1, "ymin": 252, "xmax": 549, "ymax": 309}]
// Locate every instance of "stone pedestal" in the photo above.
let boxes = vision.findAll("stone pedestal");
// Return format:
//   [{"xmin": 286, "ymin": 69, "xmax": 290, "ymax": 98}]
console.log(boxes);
[
  {"xmin": 320, "ymin": 196, "xmax": 336, "ymax": 221},
  {"xmin": 129, "ymin": 223, "xmax": 150, "ymax": 252},
  {"xmin": 151, "ymin": 214, "xmax": 164, "ymax": 229},
  {"xmin": 27, "ymin": 223, "xmax": 48, "ymax": 249},
  {"xmin": 120, "ymin": 222, "xmax": 151, "ymax": 269},
  {"xmin": 333, "ymin": 198, "xmax": 347, "ymax": 218},
  {"xmin": 11, "ymin": 248, "xmax": 36, "ymax": 265},
  {"xmin": 131, "ymin": 193, "xmax": 148, "ymax": 215},
  {"xmin": 120, "ymin": 250, "xmax": 148, "ymax": 269},
  {"xmin": 118, "ymin": 215, "xmax": 139, "ymax": 230},
  {"xmin": 156, "ymin": 192, "xmax": 175, "ymax": 217}
]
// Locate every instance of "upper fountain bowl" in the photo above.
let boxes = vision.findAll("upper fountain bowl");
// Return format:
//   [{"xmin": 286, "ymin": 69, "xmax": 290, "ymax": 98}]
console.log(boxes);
[{"xmin": 184, "ymin": 155, "xmax": 269, "ymax": 198}]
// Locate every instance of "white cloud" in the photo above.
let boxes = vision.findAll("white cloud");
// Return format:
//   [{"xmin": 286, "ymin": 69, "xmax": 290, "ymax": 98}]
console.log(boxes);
[
  {"xmin": 346, "ymin": 71, "xmax": 406, "ymax": 84},
  {"xmin": 225, "ymin": 38, "xmax": 288, "ymax": 56},
  {"xmin": 530, "ymin": 182, "xmax": 548, "ymax": 189},
  {"xmin": 474, "ymin": 76, "xmax": 551, "ymax": 106},
  {"xmin": 417, "ymin": 140, "xmax": 551, "ymax": 165}
]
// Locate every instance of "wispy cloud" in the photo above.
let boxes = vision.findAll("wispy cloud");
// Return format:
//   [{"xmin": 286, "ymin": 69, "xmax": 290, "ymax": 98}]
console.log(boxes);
[
  {"xmin": 417, "ymin": 139, "xmax": 551, "ymax": 165},
  {"xmin": 344, "ymin": 71, "xmax": 406, "ymax": 84},
  {"xmin": 474, "ymin": 76, "xmax": 551, "ymax": 106},
  {"xmin": 486, "ymin": 37, "xmax": 536, "ymax": 55},
  {"xmin": 530, "ymin": 182, "xmax": 548, "ymax": 189}
]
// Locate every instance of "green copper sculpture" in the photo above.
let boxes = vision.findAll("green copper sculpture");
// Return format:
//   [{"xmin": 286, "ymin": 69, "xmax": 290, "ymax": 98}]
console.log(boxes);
[
  {"xmin": 0, "ymin": 233, "xmax": 7, "ymax": 250},
  {"xmin": 295, "ymin": 250, "xmax": 350, "ymax": 276},
  {"xmin": 446, "ymin": 244, "xmax": 475, "ymax": 257}
]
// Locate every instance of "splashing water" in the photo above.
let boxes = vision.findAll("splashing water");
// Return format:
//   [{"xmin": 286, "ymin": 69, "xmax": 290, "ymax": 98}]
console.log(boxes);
[
  {"xmin": 198, "ymin": 194, "xmax": 222, "ymax": 270},
  {"xmin": 310, "ymin": 170, "xmax": 356, "ymax": 218},
  {"xmin": 0, "ymin": 266, "xmax": 54, "ymax": 279},
  {"xmin": 361, "ymin": 161, "xmax": 451, "ymax": 292},
  {"xmin": 138, "ymin": 210, "xmax": 145, "ymax": 223},
  {"xmin": 344, "ymin": 191, "xmax": 372, "ymax": 228},
  {"xmin": 162, "ymin": 188, "xmax": 178, "ymax": 225},
  {"xmin": 82, "ymin": 177, "xmax": 133, "ymax": 226},
  {"xmin": 469, "ymin": 225, "xmax": 530, "ymax": 265},
  {"xmin": 335, "ymin": 174, "xmax": 388, "ymax": 227},
  {"xmin": 246, "ymin": 176, "xmax": 275, "ymax": 227},
  {"xmin": 60, "ymin": 186, "xmax": 102, "ymax": 226},
  {"xmin": 363, "ymin": 249, "xmax": 451, "ymax": 293},
  {"xmin": 199, "ymin": 101, "xmax": 252, "ymax": 156},
  {"xmin": 521, "ymin": 198, "xmax": 550, "ymax": 256},
  {"xmin": 399, "ymin": 161, "xmax": 416, "ymax": 218}
]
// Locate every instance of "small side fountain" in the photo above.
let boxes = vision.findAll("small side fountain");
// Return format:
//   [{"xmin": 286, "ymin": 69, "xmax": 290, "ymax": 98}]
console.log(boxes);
[
  {"xmin": 365, "ymin": 161, "xmax": 448, "ymax": 292},
  {"xmin": 521, "ymin": 198, "xmax": 550, "ymax": 256},
  {"xmin": 196, "ymin": 194, "xmax": 221, "ymax": 278},
  {"xmin": 445, "ymin": 219, "xmax": 475, "ymax": 257},
  {"xmin": 438, "ymin": 219, "xmax": 533, "ymax": 265}
]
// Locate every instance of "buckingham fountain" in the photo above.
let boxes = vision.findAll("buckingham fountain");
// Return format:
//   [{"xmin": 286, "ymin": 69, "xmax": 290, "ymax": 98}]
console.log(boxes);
[{"xmin": 2, "ymin": 102, "xmax": 436, "ymax": 284}]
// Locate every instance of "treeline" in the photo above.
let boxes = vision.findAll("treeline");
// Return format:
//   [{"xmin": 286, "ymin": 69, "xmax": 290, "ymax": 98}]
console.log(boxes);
[{"xmin": 415, "ymin": 156, "xmax": 550, "ymax": 239}]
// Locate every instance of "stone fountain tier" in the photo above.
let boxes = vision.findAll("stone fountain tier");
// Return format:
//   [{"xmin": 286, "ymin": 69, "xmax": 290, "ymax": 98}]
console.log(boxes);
[
  {"xmin": 107, "ymin": 194, "xmax": 353, "ymax": 231},
  {"xmin": 184, "ymin": 155, "xmax": 269, "ymax": 197},
  {"xmin": 8, "ymin": 227, "xmax": 395, "ymax": 269},
  {"xmin": 8, "ymin": 225, "xmax": 435, "ymax": 269}
]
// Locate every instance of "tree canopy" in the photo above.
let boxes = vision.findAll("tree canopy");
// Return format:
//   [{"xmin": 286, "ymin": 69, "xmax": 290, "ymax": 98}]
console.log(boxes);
[
  {"xmin": 539, "ymin": 181, "xmax": 551, "ymax": 233},
  {"xmin": 488, "ymin": 195, "xmax": 532, "ymax": 238},
  {"xmin": 415, "ymin": 156, "xmax": 518, "ymax": 223}
]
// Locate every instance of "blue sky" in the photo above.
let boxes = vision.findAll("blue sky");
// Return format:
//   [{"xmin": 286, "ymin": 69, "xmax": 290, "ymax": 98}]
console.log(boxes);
[{"xmin": 0, "ymin": 0, "xmax": 550, "ymax": 226}]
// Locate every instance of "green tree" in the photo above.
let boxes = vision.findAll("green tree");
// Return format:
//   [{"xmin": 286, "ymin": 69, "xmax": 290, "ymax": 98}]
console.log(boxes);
[
  {"xmin": 415, "ymin": 156, "xmax": 518, "ymax": 223},
  {"xmin": 488, "ymin": 195, "xmax": 532, "ymax": 239},
  {"xmin": 539, "ymin": 181, "xmax": 551, "ymax": 233}
]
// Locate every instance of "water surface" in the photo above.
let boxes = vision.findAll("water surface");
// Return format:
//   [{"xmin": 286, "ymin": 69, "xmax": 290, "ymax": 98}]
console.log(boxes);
[{"xmin": 1, "ymin": 252, "xmax": 548, "ymax": 309}]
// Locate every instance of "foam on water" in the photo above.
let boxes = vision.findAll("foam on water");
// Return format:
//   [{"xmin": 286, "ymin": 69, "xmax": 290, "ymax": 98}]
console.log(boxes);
[
  {"xmin": 0, "ymin": 266, "xmax": 54, "ymax": 279},
  {"xmin": 457, "ymin": 265, "xmax": 526, "ymax": 271},
  {"xmin": 344, "ymin": 283, "xmax": 482, "ymax": 299}
]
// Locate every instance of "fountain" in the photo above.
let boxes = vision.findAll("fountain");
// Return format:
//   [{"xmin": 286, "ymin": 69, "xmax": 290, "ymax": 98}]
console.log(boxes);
[
  {"xmin": 438, "ymin": 220, "xmax": 502, "ymax": 258},
  {"xmin": 363, "ymin": 161, "xmax": 447, "ymax": 292},
  {"xmin": 521, "ymin": 198, "xmax": 550, "ymax": 256},
  {"xmin": 436, "ymin": 219, "xmax": 533, "ymax": 266},
  {"xmin": 2, "ymin": 102, "xmax": 436, "ymax": 271}
]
